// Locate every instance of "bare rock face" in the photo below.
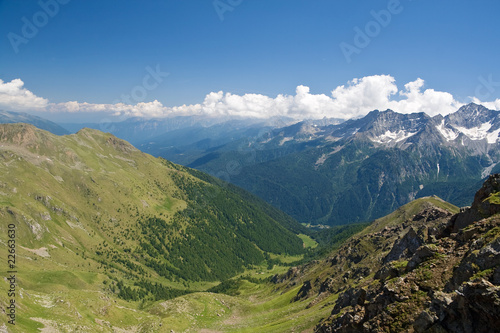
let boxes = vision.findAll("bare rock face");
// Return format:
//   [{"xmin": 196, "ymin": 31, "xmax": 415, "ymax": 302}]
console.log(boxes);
[
  {"xmin": 432, "ymin": 279, "xmax": 500, "ymax": 333},
  {"xmin": 472, "ymin": 174, "xmax": 500, "ymax": 217},
  {"xmin": 331, "ymin": 288, "xmax": 367, "ymax": 314},
  {"xmin": 451, "ymin": 174, "xmax": 500, "ymax": 232},
  {"xmin": 384, "ymin": 227, "xmax": 423, "ymax": 263},
  {"xmin": 293, "ymin": 280, "xmax": 314, "ymax": 301}
]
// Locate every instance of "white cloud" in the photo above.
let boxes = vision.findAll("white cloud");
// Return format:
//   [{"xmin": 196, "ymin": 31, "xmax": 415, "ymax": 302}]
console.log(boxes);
[
  {"xmin": 49, "ymin": 100, "xmax": 170, "ymax": 118},
  {"xmin": 387, "ymin": 78, "xmax": 463, "ymax": 116},
  {"xmin": 329, "ymin": 75, "xmax": 398, "ymax": 118},
  {"xmin": 1, "ymin": 76, "xmax": 498, "ymax": 120},
  {"xmin": 0, "ymin": 78, "xmax": 49, "ymax": 110},
  {"xmin": 471, "ymin": 97, "xmax": 500, "ymax": 111},
  {"xmin": 288, "ymin": 85, "xmax": 337, "ymax": 118},
  {"xmin": 181, "ymin": 75, "xmax": 464, "ymax": 119}
]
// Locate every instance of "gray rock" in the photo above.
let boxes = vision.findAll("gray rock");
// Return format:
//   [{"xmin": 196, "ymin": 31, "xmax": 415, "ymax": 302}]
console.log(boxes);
[{"xmin": 413, "ymin": 310, "xmax": 438, "ymax": 332}]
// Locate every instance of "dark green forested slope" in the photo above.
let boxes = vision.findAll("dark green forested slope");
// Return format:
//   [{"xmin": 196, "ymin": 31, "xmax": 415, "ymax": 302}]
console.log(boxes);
[{"xmin": 230, "ymin": 138, "xmax": 482, "ymax": 225}]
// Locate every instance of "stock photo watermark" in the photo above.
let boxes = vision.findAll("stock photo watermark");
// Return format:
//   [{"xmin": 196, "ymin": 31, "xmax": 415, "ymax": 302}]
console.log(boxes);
[
  {"xmin": 6, "ymin": 223, "xmax": 17, "ymax": 325},
  {"xmin": 7, "ymin": 0, "xmax": 72, "ymax": 54},
  {"xmin": 99, "ymin": 64, "xmax": 169, "ymax": 133},
  {"xmin": 475, "ymin": 74, "xmax": 500, "ymax": 101},
  {"xmin": 115, "ymin": 65, "xmax": 169, "ymax": 105},
  {"xmin": 213, "ymin": 0, "xmax": 243, "ymax": 21},
  {"xmin": 339, "ymin": 0, "xmax": 404, "ymax": 64}
]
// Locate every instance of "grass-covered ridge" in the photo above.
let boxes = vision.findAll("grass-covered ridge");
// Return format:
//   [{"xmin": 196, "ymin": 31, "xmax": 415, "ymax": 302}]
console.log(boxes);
[
  {"xmin": 361, "ymin": 195, "xmax": 459, "ymax": 235},
  {"xmin": 0, "ymin": 124, "xmax": 308, "ymax": 332}
]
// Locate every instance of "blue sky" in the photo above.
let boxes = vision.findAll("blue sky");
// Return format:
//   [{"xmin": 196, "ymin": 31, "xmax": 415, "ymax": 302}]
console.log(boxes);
[{"xmin": 0, "ymin": 0, "xmax": 499, "ymax": 122}]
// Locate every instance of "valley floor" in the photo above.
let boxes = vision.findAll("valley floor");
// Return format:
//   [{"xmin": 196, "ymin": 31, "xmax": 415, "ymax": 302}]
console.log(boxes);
[{"xmin": 0, "ymin": 270, "xmax": 335, "ymax": 333}]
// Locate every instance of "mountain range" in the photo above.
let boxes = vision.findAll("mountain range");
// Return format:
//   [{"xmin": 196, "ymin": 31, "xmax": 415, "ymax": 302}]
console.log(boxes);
[
  {"xmin": 0, "ymin": 110, "xmax": 69, "ymax": 135},
  {"xmin": 161, "ymin": 103, "xmax": 500, "ymax": 226}
]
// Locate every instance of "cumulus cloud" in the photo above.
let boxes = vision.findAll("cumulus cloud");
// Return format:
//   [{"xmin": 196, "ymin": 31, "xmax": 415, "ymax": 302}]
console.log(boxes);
[
  {"xmin": 471, "ymin": 97, "xmax": 500, "ymax": 111},
  {"xmin": 0, "ymin": 78, "xmax": 49, "ymax": 110},
  {"xmin": 1, "ymin": 76, "xmax": 498, "ymax": 120},
  {"xmin": 48, "ymin": 100, "xmax": 171, "ymax": 118},
  {"xmin": 387, "ymin": 78, "xmax": 464, "ymax": 116},
  {"xmin": 329, "ymin": 75, "xmax": 398, "ymax": 118}
]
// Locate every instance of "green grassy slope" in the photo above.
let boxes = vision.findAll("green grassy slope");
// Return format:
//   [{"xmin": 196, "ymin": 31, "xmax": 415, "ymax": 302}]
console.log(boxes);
[{"xmin": 0, "ymin": 124, "xmax": 307, "ymax": 332}]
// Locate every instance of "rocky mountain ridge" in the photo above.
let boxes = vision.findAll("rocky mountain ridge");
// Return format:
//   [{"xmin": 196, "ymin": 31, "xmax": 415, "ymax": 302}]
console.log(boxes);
[{"xmin": 257, "ymin": 103, "xmax": 500, "ymax": 149}]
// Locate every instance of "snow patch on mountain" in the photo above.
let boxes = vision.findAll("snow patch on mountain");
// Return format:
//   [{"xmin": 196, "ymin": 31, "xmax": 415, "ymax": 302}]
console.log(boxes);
[
  {"xmin": 347, "ymin": 128, "xmax": 360, "ymax": 136},
  {"xmin": 279, "ymin": 137, "xmax": 294, "ymax": 146},
  {"xmin": 482, "ymin": 162, "xmax": 498, "ymax": 178},
  {"xmin": 454, "ymin": 122, "xmax": 492, "ymax": 141},
  {"xmin": 371, "ymin": 130, "xmax": 417, "ymax": 144},
  {"xmin": 486, "ymin": 128, "xmax": 500, "ymax": 144},
  {"xmin": 436, "ymin": 120, "xmax": 458, "ymax": 141}
]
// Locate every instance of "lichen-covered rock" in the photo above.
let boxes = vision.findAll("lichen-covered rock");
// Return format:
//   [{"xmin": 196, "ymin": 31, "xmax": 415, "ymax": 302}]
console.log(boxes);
[
  {"xmin": 407, "ymin": 245, "xmax": 438, "ymax": 271},
  {"xmin": 450, "ymin": 174, "xmax": 500, "ymax": 232},
  {"xmin": 384, "ymin": 227, "xmax": 423, "ymax": 263}
]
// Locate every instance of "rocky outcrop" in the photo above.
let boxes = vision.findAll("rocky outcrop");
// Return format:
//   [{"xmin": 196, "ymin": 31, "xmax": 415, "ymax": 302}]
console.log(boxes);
[
  {"xmin": 412, "ymin": 206, "xmax": 452, "ymax": 223},
  {"xmin": 271, "ymin": 260, "xmax": 319, "ymax": 286},
  {"xmin": 430, "ymin": 279, "xmax": 500, "ymax": 333},
  {"xmin": 315, "ymin": 175, "xmax": 500, "ymax": 333},
  {"xmin": 471, "ymin": 174, "xmax": 500, "ymax": 216},
  {"xmin": 383, "ymin": 227, "xmax": 424, "ymax": 263},
  {"xmin": 449, "ymin": 173, "xmax": 500, "ymax": 232}
]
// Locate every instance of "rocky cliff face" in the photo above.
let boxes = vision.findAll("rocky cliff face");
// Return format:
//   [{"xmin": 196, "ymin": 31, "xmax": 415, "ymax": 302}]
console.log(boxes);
[{"xmin": 272, "ymin": 175, "xmax": 500, "ymax": 332}]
